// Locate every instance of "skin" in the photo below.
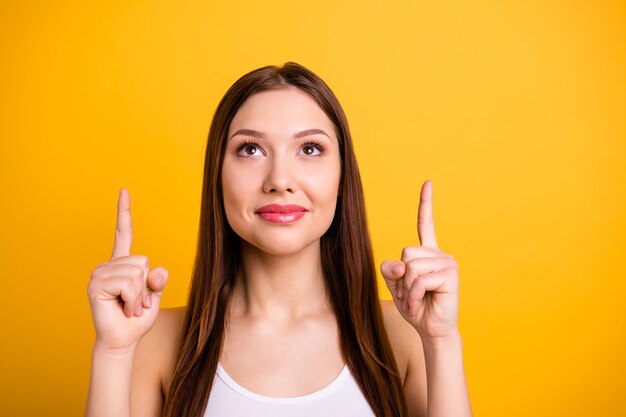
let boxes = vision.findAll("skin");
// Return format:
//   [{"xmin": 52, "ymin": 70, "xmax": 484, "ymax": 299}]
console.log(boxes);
[
  {"xmin": 218, "ymin": 88, "xmax": 347, "ymax": 395},
  {"xmin": 380, "ymin": 180, "xmax": 472, "ymax": 416},
  {"xmin": 85, "ymin": 87, "xmax": 472, "ymax": 417}
]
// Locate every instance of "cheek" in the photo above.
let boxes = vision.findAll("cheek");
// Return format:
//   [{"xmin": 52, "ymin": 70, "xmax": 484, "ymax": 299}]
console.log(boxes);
[
  {"xmin": 301, "ymin": 161, "xmax": 341, "ymax": 204},
  {"xmin": 221, "ymin": 162, "xmax": 255, "ymax": 223}
]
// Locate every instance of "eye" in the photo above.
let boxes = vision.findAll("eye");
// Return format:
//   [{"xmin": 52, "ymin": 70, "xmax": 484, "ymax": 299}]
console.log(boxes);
[
  {"xmin": 298, "ymin": 141, "xmax": 325, "ymax": 157},
  {"xmin": 237, "ymin": 141, "xmax": 263, "ymax": 157}
]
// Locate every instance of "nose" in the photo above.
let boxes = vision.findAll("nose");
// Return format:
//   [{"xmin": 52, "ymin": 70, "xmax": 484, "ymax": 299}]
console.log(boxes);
[{"xmin": 263, "ymin": 156, "xmax": 295, "ymax": 194}]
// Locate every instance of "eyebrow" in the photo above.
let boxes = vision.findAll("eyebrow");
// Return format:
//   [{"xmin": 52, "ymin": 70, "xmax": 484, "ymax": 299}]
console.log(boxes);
[{"xmin": 229, "ymin": 128, "xmax": 332, "ymax": 141}]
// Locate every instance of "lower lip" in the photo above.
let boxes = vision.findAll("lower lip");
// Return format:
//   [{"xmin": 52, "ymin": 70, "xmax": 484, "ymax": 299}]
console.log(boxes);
[{"xmin": 256, "ymin": 211, "xmax": 306, "ymax": 224}]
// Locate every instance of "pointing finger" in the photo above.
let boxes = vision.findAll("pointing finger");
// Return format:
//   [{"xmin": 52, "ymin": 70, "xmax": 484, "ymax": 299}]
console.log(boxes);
[
  {"xmin": 417, "ymin": 180, "xmax": 438, "ymax": 248},
  {"xmin": 111, "ymin": 188, "xmax": 133, "ymax": 259}
]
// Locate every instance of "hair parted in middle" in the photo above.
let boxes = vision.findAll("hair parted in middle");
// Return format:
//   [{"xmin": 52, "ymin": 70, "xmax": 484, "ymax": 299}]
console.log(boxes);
[{"xmin": 163, "ymin": 61, "xmax": 408, "ymax": 417}]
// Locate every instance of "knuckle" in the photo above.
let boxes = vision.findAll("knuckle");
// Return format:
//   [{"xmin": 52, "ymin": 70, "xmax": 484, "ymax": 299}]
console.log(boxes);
[
  {"xmin": 403, "ymin": 260, "xmax": 415, "ymax": 276},
  {"xmin": 444, "ymin": 268, "xmax": 459, "ymax": 283},
  {"xmin": 89, "ymin": 269, "xmax": 99, "ymax": 281},
  {"xmin": 405, "ymin": 258, "xmax": 424, "ymax": 272},
  {"xmin": 122, "ymin": 277, "xmax": 137, "ymax": 294},
  {"xmin": 450, "ymin": 258, "xmax": 459, "ymax": 270},
  {"xmin": 130, "ymin": 265, "xmax": 144, "ymax": 280},
  {"xmin": 86, "ymin": 280, "xmax": 96, "ymax": 296},
  {"xmin": 91, "ymin": 263, "xmax": 106, "ymax": 277},
  {"xmin": 133, "ymin": 255, "xmax": 148, "ymax": 265},
  {"xmin": 404, "ymin": 275, "xmax": 415, "ymax": 291},
  {"xmin": 89, "ymin": 265, "xmax": 107, "ymax": 283},
  {"xmin": 401, "ymin": 247, "xmax": 416, "ymax": 261},
  {"xmin": 134, "ymin": 255, "xmax": 149, "ymax": 268}
]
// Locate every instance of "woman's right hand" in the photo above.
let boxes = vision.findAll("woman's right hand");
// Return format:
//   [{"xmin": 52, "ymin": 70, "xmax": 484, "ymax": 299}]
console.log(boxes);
[{"xmin": 87, "ymin": 188, "xmax": 169, "ymax": 353}]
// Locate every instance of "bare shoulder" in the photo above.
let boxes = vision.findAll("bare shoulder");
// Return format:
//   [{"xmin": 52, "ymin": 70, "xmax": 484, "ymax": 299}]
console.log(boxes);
[
  {"xmin": 131, "ymin": 306, "xmax": 187, "ymax": 417},
  {"xmin": 379, "ymin": 299, "xmax": 424, "ymax": 384},
  {"xmin": 140, "ymin": 306, "xmax": 186, "ymax": 381},
  {"xmin": 379, "ymin": 299, "xmax": 427, "ymax": 417},
  {"xmin": 143, "ymin": 305, "xmax": 187, "ymax": 346}
]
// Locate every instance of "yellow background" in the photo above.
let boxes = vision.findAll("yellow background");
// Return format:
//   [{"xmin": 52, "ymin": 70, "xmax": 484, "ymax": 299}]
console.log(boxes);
[{"xmin": 1, "ymin": 1, "xmax": 625, "ymax": 416}]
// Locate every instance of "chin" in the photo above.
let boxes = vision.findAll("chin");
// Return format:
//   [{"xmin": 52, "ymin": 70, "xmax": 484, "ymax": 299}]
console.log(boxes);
[{"xmin": 240, "ymin": 232, "xmax": 322, "ymax": 257}]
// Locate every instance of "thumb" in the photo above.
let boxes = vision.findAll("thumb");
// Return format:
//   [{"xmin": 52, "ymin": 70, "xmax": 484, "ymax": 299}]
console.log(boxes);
[
  {"xmin": 380, "ymin": 260, "xmax": 405, "ymax": 287},
  {"xmin": 380, "ymin": 260, "xmax": 405, "ymax": 280},
  {"xmin": 381, "ymin": 260, "xmax": 406, "ymax": 300},
  {"xmin": 146, "ymin": 266, "xmax": 169, "ymax": 297}
]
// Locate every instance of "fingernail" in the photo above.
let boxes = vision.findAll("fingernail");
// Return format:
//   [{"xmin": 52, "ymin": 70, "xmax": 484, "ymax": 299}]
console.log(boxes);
[
  {"xmin": 135, "ymin": 302, "xmax": 143, "ymax": 316},
  {"xmin": 392, "ymin": 264, "xmax": 401, "ymax": 275}
]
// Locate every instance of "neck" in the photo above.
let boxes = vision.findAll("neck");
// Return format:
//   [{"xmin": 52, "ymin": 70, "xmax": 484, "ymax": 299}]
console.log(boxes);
[{"xmin": 229, "ymin": 239, "xmax": 331, "ymax": 321}]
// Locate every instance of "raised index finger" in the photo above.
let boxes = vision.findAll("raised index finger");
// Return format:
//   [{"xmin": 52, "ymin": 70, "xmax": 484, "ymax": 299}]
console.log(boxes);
[
  {"xmin": 111, "ymin": 188, "xmax": 133, "ymax": 259},
  {"xmin": 417, "ymin": 179, "xmax": 438, "ymax": 248}
]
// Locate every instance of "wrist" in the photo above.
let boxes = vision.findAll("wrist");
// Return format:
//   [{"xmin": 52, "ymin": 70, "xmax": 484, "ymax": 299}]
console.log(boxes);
[
  {"xmin": 420, "ymin": 329, "xmax": 463, "ymax": 352},
  {"xmin": 92, "ymin": 342, "xmax": 137, "ymax": 359}
]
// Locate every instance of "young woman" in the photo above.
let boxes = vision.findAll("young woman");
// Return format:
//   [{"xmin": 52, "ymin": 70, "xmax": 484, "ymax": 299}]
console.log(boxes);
[{"xmin": 86, "ymin": 62, "xmax": 472, "ymax": 417}]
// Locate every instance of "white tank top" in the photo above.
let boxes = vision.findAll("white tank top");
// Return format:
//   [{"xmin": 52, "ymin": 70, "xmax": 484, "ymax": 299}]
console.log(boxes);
[{"xmin": 203, "ymin": 362, "xmax": 376, "ymax": 416}]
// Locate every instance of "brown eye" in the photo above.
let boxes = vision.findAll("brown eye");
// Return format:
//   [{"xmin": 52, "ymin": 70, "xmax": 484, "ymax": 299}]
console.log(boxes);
[
  {"xmin": 237, "ymin": 142, "xmax": 263, "ymax": 157},
  {"xmin": 299, "ymin": 143, "xmax": 323, "ymax": 157}
]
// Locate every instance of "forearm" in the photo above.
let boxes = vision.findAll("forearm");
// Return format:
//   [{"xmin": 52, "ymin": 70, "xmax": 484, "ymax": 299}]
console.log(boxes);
[
  {"xmin": 85, "ymin": 346, "xmax": 134, "ymax": 417},
  {"xmin": 422, "ymin": 331, "xmax": 472, "ymax": 417}
]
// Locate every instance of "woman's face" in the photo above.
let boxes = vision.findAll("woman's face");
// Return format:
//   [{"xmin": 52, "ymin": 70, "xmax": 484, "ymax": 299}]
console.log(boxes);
[{"xmin": 222, "ymin": 86, "xmax": 341, "ymax": 256}]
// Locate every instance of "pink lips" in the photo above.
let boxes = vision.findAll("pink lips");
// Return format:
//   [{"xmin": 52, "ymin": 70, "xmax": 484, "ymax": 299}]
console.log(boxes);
[{"xmin": 255, "ymin": 204, "xmax": 308, "ymax": 224}]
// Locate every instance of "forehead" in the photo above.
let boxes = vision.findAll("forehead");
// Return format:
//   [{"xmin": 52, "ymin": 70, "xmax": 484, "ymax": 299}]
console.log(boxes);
[{"xmin": 227, "ymin": 87, "xmax": 336, "ymax": 139}]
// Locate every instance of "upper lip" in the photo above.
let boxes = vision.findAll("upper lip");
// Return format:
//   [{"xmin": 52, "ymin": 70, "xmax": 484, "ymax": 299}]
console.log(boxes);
[{"xmin": 255, "ymin": 204, "xmax": 308, "ymax": 214}]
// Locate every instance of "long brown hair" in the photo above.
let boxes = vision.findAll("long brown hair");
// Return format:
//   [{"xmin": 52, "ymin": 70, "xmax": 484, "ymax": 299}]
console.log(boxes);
[{"xmin": 163, "ymin": 62, "xmax": 408, "ymax": 417}]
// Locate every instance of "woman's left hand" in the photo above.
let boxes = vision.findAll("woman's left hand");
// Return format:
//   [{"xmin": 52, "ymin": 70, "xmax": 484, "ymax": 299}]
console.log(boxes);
[{"xmin": 380, "ymin": 180, "xmax": 460, "ymax": 341}]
